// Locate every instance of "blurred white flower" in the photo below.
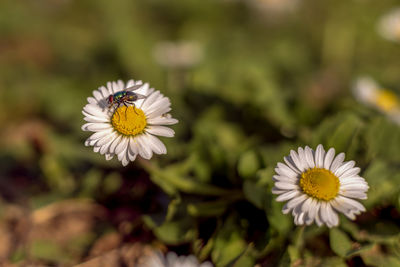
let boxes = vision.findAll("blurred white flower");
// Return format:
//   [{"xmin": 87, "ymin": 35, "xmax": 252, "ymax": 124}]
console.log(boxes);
[
  {"xmin": 353, "ymin": 77, "xmax": 400, "ymax": 124},
  {"xmin": 153, "ymin": 41, "xmax": 203, "ymax": 68},
  {"xmin": 378, "ymin": 8, "xmax": 400, "ymax": 43},
  {"xmin": 82, "ymin": 79, "xmax": 178, "ymax": 166},
  {"xmin": 141, "ymin": 251, "xmax": 213, "ymax": 267},
  {"xmin": 272, "ymin": 145, "xmax": 369, "ymax": 228}
]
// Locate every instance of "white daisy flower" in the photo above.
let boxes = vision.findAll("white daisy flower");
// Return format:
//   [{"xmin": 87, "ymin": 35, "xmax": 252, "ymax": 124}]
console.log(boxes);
[
  {"xmin": 378, "ymin": 8, "xmax": 400, "ymax": 43},
  {"xmin": 141, "ymin": 251, "xmax": 213, "ymax": 267},
  {"xmin": 352, "ymin": 77, "xmax": 400, "ymax": 124},
  {"xmin": 272, "ymin": 144, "xmax": 369, "ymax": 228},
  {"xmin": 82, "ymin": 79, "xmax": 178, "ymax": 166}
]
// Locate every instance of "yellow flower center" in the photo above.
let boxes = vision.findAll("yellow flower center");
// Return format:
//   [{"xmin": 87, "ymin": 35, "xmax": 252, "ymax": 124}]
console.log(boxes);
[
  {"xmin": 299, "ymin": 168, "xmax": 340, "ymax": 201},
  {"xmin": 111, "ymin": 106, "xmax": 147, "ymax": 136},
  {"xmin": 376, "ymin": 89, "xmax": 399, "ymax": 112}
]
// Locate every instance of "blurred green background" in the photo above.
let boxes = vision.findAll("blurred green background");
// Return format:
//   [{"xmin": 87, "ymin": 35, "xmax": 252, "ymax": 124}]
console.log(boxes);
[{"xmin": 1, "ymin": 0, "xmax": 400, "ymax": 266}]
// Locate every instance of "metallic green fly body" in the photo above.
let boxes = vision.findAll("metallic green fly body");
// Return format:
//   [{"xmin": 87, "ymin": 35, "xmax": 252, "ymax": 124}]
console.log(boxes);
[{"xmin": 107, "ymin": 84, "xmax": 146, "ymax": 116}]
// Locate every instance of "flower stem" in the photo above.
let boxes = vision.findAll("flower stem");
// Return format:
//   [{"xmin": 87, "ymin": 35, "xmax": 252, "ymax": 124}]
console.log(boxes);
[{"xmin": 293, "ymin": 225, "xmax": 305, "ymax": 249}]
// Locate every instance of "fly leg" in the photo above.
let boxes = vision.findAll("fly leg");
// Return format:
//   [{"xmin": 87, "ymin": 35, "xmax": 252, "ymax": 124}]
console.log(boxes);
[
  {"xmin": 115, "ymin": 102, "xmax": 122, "ymax": 120},
  {"xmin": 132, "ymin": 102, "xmax": 139, "ymax": 115},
  {"xmin": 125, "ymin": 100, "xmax": 139, "ymax": 115},
  {"xmin": 108, "ymin": 103, "xmax": 114, "ymax": 117},
  {"xmin": 123, "ymin": 102, "xmax": 130, "ymax": 119}
]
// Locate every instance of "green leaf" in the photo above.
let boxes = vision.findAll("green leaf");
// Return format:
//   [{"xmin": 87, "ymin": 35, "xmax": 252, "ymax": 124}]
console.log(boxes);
[
  {"xmin": 187, "ymin": 195, "xmax": 242, "ymax": 217},
  {"xmin": 10, "ymin": 247, "xmax": 25, "ymax": 263},
  {"xmin": 278, "ymin": 250, "xmax": 291, "ymax": 267},
  {"xmin": 30, "ymin": 193, "xmax": 66, "ymax": 210},
  {"xmin": 152, "ymin": 218, "xmax": 196, "ymax": 245},
  {"xmin": 362, "ymin": 160, "xmax": 400, "ymax": 208},
  {"xmin": 342, "ymin": 216, "xmax": 400, "ymax": 244},
  {"xmin": 365, "ymin": 117, "xmax": 400, "ymax": 163},
  {"xmin": 193, "ymin": 158, "xmax": 212, "ymax": 183},
  {"xmin": 79, "ymin": 168, "xmax": 102, "ymax": 197},
  {"xmin": 256, "ymin": 167, "xmax": 275, "ymax": 187},
  {"xmin": 67, "ymin": 232, "xmax": 97, "ymax": 257},
  {"xmin": 330, "ymin": 228, "xmax": 352, "ymax": 258},
  {"xmin": 243, "ymin": 180, "xmax": 268, "ymax": 210},
  {"xmin": 148, "ymin": 171, "xmax": 178, "ymax": 195},
  {"xmin": 260, "ymin": 142, "xmax": 297, "ymax": 169},
  {"xmin": 398, "ymin": 194, "xmax": 400, "ymax": 211},
  {"xmin": 103, "ymin": 172, "xmax": 122, "ymax": 195},
  {"xmin": 145, "ymin": 158, "xmax": 238, "ymax": 196},
  {"xmin": 319, "ymin": 257, "xmax": 347, "ymax": 267},
  {"xmin": 211, "ymin": 216, "xmax": 252, "ymax": 267},
  {"xmin": 266, "ymin": 198, "xmax": 292, "ymax": 235},
  {"xmin": 196, "ymin": 238, "xmax": 214, "ymax": 262},
  {"xmin": 165, "ymin": 197, "xmax": 182, "ymax": 222},
  {"xmin": 238, "ymin": 150, "xmax": 260, "ymax": 179},
  {"xmin": 151, "ymin": 168, "xmax": 236, "ymax": 196},
  {"xmin": 39, "ymin": 154, "xmax": 76, "ymax": 194},
  {"xmin": 339, "ymin": 220, "xmax": 360, "ymax": 240},
  {"xmin": 228, "ymin": 252, "xmax": 255, "ymax": 267},
  {"xmin": 346, "ymin": 243, "xmax": 375, "ymax": 258},
  {"xmin": 311, "ymin": 112, "xmax": 364, "ymax": 158},
  {"xmin": 360, "ymin": 244, "xmax": 400, "ymax": 267},
  {"xmin": 30, "ymin": 240, "xmax": 72, "ymax": 264}
]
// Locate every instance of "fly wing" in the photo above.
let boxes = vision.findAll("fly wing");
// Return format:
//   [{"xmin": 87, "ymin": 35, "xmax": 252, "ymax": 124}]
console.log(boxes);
[
  {"xmin": 125, "ymin": 84, "xmax": 143, "ymax": 92},
  {"xmin": 135, "ymin": 93, "xmax": 147, "ymax": 100}
]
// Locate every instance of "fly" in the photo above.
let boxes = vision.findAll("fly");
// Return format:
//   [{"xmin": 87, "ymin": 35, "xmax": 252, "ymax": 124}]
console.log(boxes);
[{"xmin": 107, "ymin": 84, "xmax": 147, "ymax": 118}]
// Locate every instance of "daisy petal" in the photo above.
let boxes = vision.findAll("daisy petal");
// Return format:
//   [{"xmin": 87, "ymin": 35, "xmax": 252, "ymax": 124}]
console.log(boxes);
[
  {"xmin": 276, "ymin": 190, "xmax": 301, "ymax": 202},
  {"xmin": 283, "ymin": 156, "xmax": 301, "ymax": 174},
  {"xmin": 145, "ymin": 133, "xmax": 167, "ymax": 154},
  {"xmin": 275, "ymin": 182, "xmax": 299, "ymax": 190},
  {"xmin": 324, "ymin": 148, "xmax": 335, "ymax": 170},
  {"xmin": 276, "ymin": 162, "xmax": 300, "ymax": 177},
  {"xmin": 115, "ymin": 136, "xmax": 128, "ymax": 155},
  {"xmin": 82, "ymin": 122, "xmax": 112, "ymax": 132},
  {"xmin": 147, "ymin": 117, "xmax": 179, "ymax": 125},
  {"xmin": 146, "ymin": 126, "xmax": 175, "ymax": 137},
  {"xmin": 105, "ymin": 153, "xmax": 114, "ymax": 161},
  {"xmin": 304, "ymin": 146, "xmax": 315, "ymax": 169},
  {"xmin": 339, "ymin": 167, "xmax": 361, "ymax": 179},
  {"xmin": 335, "ymin": 161, "xmax": 355, "ymax": 177},
  {"xmin": 136, "ymin": 135, "xmax": 153, "ymax": 160},
  {"xmin": 330, "ymin": 152, "xmax": 345, "ymax": 173},
  {"xmin": 315, "ymin": 144, "xmax": 325, "ymax": 168}
]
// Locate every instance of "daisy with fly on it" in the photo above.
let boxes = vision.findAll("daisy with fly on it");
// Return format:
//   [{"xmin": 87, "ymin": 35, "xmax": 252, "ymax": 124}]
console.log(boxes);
[
  {"xmin": 272, "ymin": 145, "xmax": 369, "ymax": 228},
  {"xmin": 82, "ymin": 79, "xmax": 178, "ymax": 166}
]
